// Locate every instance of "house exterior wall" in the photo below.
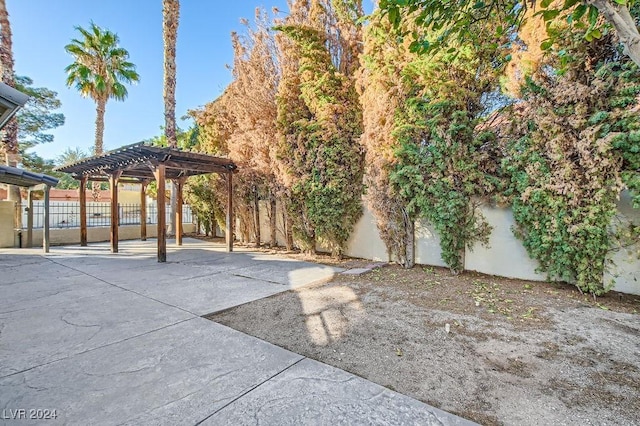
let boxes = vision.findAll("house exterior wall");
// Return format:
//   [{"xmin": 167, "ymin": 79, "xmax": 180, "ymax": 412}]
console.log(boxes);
[{"xmin": 0, "ymin": 200, "xmax": 15, "ymax": 247}]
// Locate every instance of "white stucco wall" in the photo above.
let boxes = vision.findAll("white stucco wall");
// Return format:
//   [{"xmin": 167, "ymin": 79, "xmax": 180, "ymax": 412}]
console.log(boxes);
[
  {"xmin": 605, "ymin": 191, "xmax": 640, "ymax": 295},
  {"xmin": 414, "ymin": 219, "xmax": 447, "ymax": 267},
  {"xmin": 193, "ymin": 195, "xmax": 640, "ymax": 295},
  {"xmin": 345, "ymin": 206, "xmax": 389, "ymax": 262},
  {"xmin": 0, "ymin": 200, "xmax": 16, "ymax": 248},
  {"xmin": 464, "ymin": 205, "xmax": 546, "ymax": 281}
]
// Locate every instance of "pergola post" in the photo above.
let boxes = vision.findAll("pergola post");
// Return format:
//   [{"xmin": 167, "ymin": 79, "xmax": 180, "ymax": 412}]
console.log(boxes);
[
  {"xmin": 175, "ymin": 177, "xmax": 185, "ymax": 246},
  {"xmin": 153, "ymin": 164, "xmax": 167, "ymax": 262},
  {"xmin": 43, "ymin": 185, "xmax": 50, "ymax": 253},
  {"xmin": 109, "ymin": 171, "xmax": 122, "ymax": 253},
  {"xmin": 226, "ymin": 172, "xmax": 233, "ymax": 252},
  {"xmin": 140, "ymin": 180, "xmax": 148, "ymax": 241},
  {"xmin": 26, "ymin": 189, "xmax": 33, "ymax": 248},
  {"xmin": 79, "ymin": 176, "xmax": 88, "ymax": 246}
]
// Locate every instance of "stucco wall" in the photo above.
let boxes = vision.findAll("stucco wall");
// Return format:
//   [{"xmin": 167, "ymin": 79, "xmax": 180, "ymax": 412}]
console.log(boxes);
[
  {"xmin": 604, "ymin": 192, "xmax": 640, "ymax": 295},
  {"xmin": 345, "ymin": 207, "xmax": 389, "ymax": 262},
  {"xmin": 464, "ymin": 205, "xmax": 546, "ymax": 281},
  {"xmin": 352, "ymin": 203, "xmax": 639, "ymax": 295},
  {"xmin": 0, "ymin": 201, "xmax": 15, "ymax": 248},
  {"xmin": 415, "ymin": 219, "xmax": 447, "ymax": 268}
]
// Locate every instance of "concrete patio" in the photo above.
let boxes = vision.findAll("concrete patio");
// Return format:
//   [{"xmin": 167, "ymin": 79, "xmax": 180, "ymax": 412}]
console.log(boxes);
[{"xmin": 0, "ymin": 238, "xmax": 473, "ymax": 425}]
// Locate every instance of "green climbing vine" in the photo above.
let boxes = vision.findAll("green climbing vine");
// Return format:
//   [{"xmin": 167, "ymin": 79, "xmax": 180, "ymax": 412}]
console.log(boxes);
[{"xmin": 502, "ymin": 23, "xmax": 640, "ymax": 294}]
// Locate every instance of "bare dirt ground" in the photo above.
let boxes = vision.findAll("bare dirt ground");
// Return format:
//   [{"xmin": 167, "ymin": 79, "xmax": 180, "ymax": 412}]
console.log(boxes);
[{"xmin": 206, "ymin": 252, "xmax": 640, "ymax": 426}]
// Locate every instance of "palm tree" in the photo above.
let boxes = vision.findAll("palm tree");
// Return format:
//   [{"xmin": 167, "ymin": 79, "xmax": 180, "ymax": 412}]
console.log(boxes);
[
  {"xmin": 163, "ymin": 0, "xmax": 180, "ymax": 236},
  {"xmin": 65, "ymin": 23, "xmax": 139, "ymax": 156}
]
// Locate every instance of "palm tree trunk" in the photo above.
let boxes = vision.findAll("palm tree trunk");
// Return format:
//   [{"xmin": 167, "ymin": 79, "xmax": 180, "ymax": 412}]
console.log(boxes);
[
  {"xmin": 94, "ymin": 97, "xmax": 106, "ymax": 155},
  {"xmin": 93, "ymin": 97, "xmax": 107, "ymax": 200},
  {"xmin": 0, "ymin": 0, "xmax": 21, "ymax": 228},
  {"xmin": 163, "ymin": 0, "xmax": 179, "ymax": 237}
]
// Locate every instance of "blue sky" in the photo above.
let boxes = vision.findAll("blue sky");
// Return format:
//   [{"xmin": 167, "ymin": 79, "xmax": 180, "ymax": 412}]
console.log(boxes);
[{"xmin": 9, "ymin": 1, "xmax": 374, "ymax": 161}]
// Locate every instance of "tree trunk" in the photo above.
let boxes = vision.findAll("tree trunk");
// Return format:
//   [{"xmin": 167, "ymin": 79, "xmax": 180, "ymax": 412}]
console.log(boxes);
[
  {"xmin": 163, "ymin": 0, "xmax": 180, "ymax": 237},
  {"xmin": 253, "ymin": 188, "xmax": 261, "ymax": 246},
  {"xmin": 403, "ymin": 208, "xmax": 415, "ymax": 269},
  {"xmin": 588, "ymin": 0, "xmax": 640, "ymax": 68},
  {"xmin": 284, "ymin": 208, "xmax": 293, "ymax": 251},
  {"xmin": 269, "ymin": 191, "xmax": 277, "ymax": 247}
]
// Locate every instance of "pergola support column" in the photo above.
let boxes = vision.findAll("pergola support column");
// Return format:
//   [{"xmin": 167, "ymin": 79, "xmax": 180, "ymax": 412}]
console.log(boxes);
[
  {"xmin": 79, "ymin": 176, "xmax": 88, "ymax": 246},
  {"xmin": 153, "ymin": 164, "xmax": 167, "ymax": 262},
  {"xmin": 174, "ymin": 177, "xmax": 186, "ymax": 246},
  {"xmin": 109, "ymin": 171, "xmax": 122, "ymax": 253},
  {"xmin": 226, "ymin": 172, "xmax": 233, "ymax": 253},
  {"xmin": 26, "ymin": 189, "xmax": 33, "ymax": 248},
  {"xmin": 43, "ymin": 185, "xmax": 50, "ymax": 253},
  {"xmin": 140, "ymin": 180, "xmax": 148, "ymax": 241}
]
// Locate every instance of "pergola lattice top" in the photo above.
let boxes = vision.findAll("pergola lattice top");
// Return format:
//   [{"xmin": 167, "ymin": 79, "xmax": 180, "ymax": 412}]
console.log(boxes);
[{"xmin": 56, "ymin": 143, "xmax": 237, "ymax": 180}]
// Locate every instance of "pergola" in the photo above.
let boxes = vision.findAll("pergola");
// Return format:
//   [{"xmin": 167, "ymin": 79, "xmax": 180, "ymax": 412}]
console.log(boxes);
[
  {"xmin": 56, "ymin": 143, "xmax": 237, "ymax": 262},
  {"xmin": 0, "ymin": 165, "xmax": 59, "ymax": 253}
]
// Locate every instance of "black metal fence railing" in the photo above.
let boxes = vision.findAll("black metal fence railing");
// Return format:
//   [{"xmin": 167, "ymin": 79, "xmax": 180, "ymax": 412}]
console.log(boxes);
[{"xmin": 22, "ymin": 202, "xmax": 193, "ymax": 229}]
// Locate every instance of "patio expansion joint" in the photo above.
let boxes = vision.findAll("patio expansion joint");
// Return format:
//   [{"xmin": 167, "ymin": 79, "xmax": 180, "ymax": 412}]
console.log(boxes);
[
  {"xmin": 44, "ymin": 257, "xmax": 202, "ymax": 318},
  {"xmin": 174, "ymin": 258, "xmax": 271, "ymax": 276},
  {"xmin": 228, "ymin": 272, "xmax": 286, "ymax": 286},
  {"xmin": 194, "ymin": 356, "xmax": 307, "ymax": 425}
]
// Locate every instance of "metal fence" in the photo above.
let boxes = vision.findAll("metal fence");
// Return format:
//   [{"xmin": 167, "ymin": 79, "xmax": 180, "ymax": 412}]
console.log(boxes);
[{"xmin": 22, "ymin": 201, "xmax": 193, "ymax": 229}]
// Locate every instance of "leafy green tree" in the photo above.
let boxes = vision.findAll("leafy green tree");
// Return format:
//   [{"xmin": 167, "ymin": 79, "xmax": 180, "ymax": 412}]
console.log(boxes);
[
  {"xmin": 225, "ymin": 9, "xmax": 282, "ymax": 246},
  {"xmin": 0, "ymin": 0, "xmax": 17, "ymax": 167},
  {"xmin": 379, "ymin": 0, "xmax": 640, "ymax": 68},
  {"xmin": 379, "ymin": 7, "xmax": 505, "ymax": 273},
  {"xmin": 54, "ymin": 147, "xmax": 89, "ymax": 189},
  {"xmin": 14, "ymin": 76, "xmax": 65, "ymax": 147},
  {"xmin": 64, "ymin": 23, "xmax": 139, "ymax": 156},
  {"xmin": 273, "ymin": 0, "xmax": 313, "ymax": 250},
  {"xmin": 144, "ymin": 124, "xmax": 198, "ymax": 151},
  {"xmin": 0, "ymin": 0, "xmax": 21, "ymax": 217},
  {"xmin": 358, "ymin": 9, "xmax": 417, "ymax": 267},
  {"xmin": 275, "ymin": 0, "xmax": 365, "ymax": 256}
]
